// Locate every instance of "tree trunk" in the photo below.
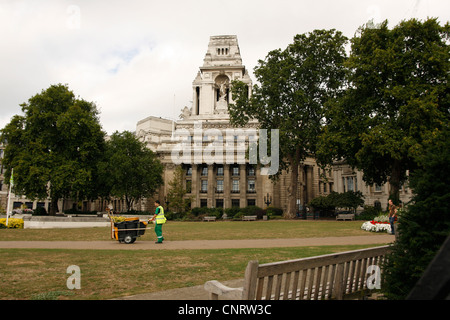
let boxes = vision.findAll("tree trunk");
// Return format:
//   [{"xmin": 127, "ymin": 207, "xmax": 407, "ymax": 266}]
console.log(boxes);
[
  {"xmin": 388, "ymin": 159, "xmax": 402, "ymax": 205},
  {"xmin": 49, "ymin": 198, "xmax": 59, "ymax": 216},
  {"xmin": 125, "ymin": 196, "xmax": 134, "ymax": 212},
  {"xmin": 284, "ymin": 151, "xmax": 300, "ymax": 219}
]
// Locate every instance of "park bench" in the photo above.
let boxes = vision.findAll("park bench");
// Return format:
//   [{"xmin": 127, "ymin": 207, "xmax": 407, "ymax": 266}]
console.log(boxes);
[
  {"xmin": 204, "ymin": 245, "xmax": 391, "ymax": 300},
  {"xmin": 203, "ymin": 216, "xmax": 217, "ymax": 222},
  {"xmin": 336, "ymin": 213, "xmax": 355, "ymax": 221},
  {"xmin": 242, "ymin": 215, "xmax": 257, "ymax": 221}
]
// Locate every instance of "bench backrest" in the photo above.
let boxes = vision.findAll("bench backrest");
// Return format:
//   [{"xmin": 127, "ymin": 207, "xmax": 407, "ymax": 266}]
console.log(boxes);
[{"xmin": 243, "ymin": 245, "xmax": 390, "ymax": 300}]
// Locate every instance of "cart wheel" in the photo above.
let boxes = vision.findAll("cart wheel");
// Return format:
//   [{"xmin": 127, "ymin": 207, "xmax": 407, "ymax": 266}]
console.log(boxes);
[{"xmin": 123, "ymin": 235, "xmax": 136, "ymax": 244}]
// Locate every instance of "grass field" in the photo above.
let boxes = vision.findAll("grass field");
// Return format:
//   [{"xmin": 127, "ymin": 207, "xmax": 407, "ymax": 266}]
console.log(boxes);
[
  {"xmin": 0, "ymin": 219, "xmax": 374, "ymax": 241},
  {"xmin": 0, "ymin": 220, "xmax": 386, "ymax": 300}
]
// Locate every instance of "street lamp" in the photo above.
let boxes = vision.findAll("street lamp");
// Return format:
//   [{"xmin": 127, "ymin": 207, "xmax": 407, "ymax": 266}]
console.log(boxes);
[
  {"xmin": 164, "ymin": 196, "xmax": 170, "ymax": 211},
  {"xmin": 264, "ymin": 193, "xmax": 272, "ymax": 207}
]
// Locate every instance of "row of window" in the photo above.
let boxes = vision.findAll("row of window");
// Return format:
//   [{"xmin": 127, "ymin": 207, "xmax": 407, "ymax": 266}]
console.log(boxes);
[
  {"xmin": 200, "ymin": 198, "xmax": 256, "ymax": 208},
  {"xmin": 186, "ymin": 165, "xmax": 256, "ymax": 177},
  {"xmin": 217, "ymin": 47, "xmax": 229, "ymax": 56},
  {"xmin": 188, "ymin": 178, "xmax": 256, "ymax": 194}
]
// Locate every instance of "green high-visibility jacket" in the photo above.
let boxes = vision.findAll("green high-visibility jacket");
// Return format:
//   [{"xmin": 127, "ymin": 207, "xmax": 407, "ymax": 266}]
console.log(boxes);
[{"xmin": 155, "ymin": 206, "xmax": 166, "ymax": 224}]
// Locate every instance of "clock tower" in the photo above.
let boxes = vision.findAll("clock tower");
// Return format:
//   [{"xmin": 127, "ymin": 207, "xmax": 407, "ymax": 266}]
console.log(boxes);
[{"xmin": 190, "ymin": 35, "xmax": 252, "ymax": 118}]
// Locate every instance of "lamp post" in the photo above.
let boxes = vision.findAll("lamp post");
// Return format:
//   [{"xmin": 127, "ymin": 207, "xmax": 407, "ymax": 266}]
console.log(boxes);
[
  {"xmin": 264, "ymin": 193, "xmax": 272, "ymax": 207},
  {"xmin": 164, "ymin": 196, "xmax": 170, "ymax": 211}
]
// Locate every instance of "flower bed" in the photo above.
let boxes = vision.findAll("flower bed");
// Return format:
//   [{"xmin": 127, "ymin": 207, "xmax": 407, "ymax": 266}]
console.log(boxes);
[
  {"xmin": 361, "ymin": 219, "xmax": 392, "ymax": 233},
  {"xmin": 0, "ymin": 218, "xmax": 24, "ymax": 229}
]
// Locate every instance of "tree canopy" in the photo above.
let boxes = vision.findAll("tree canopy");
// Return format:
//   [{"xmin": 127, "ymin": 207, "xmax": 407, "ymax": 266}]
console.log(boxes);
[
  {"xmin": 1, "ymin": 84, "xmax": 106, "ymax": 214},
  {"xmin": 317, "ymin": 18, "xmax": 450, "ymax": 203},
  {"xmin": 99, "ymin": 130, "xmax": 163, "ymax": 212},
  {"xmin": 229, "ymin": 29, "xmax": 348, "ymax": 217}
]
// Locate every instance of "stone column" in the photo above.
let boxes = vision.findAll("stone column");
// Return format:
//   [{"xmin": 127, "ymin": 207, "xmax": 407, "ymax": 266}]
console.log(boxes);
[
  {"xmin": 192, "ymin": 164, "xmax": 199, "ymax": 208},
  {"xmin": 239, "ymin": 164, "xmax": 246, "ymax": 207},
  {"xmin": 256, "ymin": 166, "xmax": 262, "ymax": 208},
  {"xmin": 224, "ymin": 164, "xmax": 231, "ymax": 209},
  {"xmin": 208, "ymin": 165, "xmax": 214, "ymax": 207}
]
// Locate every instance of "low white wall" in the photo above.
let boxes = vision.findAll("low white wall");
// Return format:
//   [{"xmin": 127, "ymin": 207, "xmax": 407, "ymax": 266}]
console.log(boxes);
[{"xmin": 22, "ymin": 216, "xmax": 111, "ymax": 229}]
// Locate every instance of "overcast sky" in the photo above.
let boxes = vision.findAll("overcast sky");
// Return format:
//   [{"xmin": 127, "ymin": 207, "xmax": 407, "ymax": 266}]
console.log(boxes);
[{"xmin": 1, "ymin": 0, "xmax": 449, "ymax": 135}]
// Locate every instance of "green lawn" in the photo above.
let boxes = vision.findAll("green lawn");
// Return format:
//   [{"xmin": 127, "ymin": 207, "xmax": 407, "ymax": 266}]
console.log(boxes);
[
  {"xmin": 0, "ymin": 220, "xmax": 386, "ymax": 300},
  {"xmin": 0, "ymin": 220, "xmax": 375, "ymax": 241}
]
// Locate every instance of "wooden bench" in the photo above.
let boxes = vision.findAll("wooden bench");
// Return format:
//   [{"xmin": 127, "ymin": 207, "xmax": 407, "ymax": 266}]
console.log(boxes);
[
  {"xmin": 336, "ymin": 213, "xmax": 355, "ymax": 221},
  {"xmin": 242, "ymin": 215, "xmax": 257, "ymax": 221},
  {"xmin": 205, "ymin": 245, "xmax": 390, "ymax": 300},
  {"xmin": 203, "ymin": 216, "xmax": 216, "ymax": 222}
]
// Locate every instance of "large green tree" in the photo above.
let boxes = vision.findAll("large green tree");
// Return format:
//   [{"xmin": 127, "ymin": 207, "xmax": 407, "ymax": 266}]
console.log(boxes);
[
  {"xmin": 1, "ymin": 84, "xmax": 106, "ymax": 215},
  {"xmin": 229, "ymin": 29, "xmax": 348, "ymax": 217},
  {"xmin": 383, "ymin": 125, "xmax": 450, "ymax": 299},
  {"xmin": 317, "ymin": 18, "xmax": 450, "ymax": 203},
  {"xmin": 100, "ymin": 130, "xmax": 163, "ymax": 212}
]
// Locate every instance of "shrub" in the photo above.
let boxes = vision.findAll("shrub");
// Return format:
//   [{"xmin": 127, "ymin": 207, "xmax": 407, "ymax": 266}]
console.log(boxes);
[
  {"xmin": 190, "ymin": 207, "xmax": 223, "ymax": 218},
  {"xmin": 224, "ymin": 207, "xmax": 241, "ymax": 218},
  {"xmin": 265, "ymin": 206, "xmax": 283, "ymax": 216},
  {"xmin": 0, "ymin": 218, "xmax": 24, "ymax": 229},
  {"xmin": 33, "ymin": 207, "xmax": 47, "ymax": 216},
  {"xmin": 231, "ymin": 212, "xmax": 241, "ymax": 220},
  {"xmin": 356, "ymin": 205, "xmax": 381, "ymax": 221}
]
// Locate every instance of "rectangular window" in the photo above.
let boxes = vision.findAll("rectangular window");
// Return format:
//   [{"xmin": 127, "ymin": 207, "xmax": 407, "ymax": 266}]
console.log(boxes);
[
  {"xmin": 200, "ymin": 199, "xmax": 208, "ymax": 208},
  {"xmin": 347, "ymin": 177, "xmax": 354, "ymax": 191},
  {"xmin": 201, "ymin": 166, "xmax": 208, "ymax": 176},
  {"xmin": 216, "ymin": 180, "xmax": 223, "ymax": 193},
  {"xmin": 232, "ymin": 180, "xmax": 239, "ymax": 193},
  {"xmin": 201, "ymin": 180, "xmax": 208, "ymax": 193},
  {"xmin": 186, "ymin": 165, "xmax": 192, "ymax": 176},
  {"xmin": 232, "ymin": 166, "xmax": 239, "ymax": 176},
  {"xmin": 217, "ymin": 166, "xmax": 224, "ymax": 176},
  {"xmin": 215, "ymin": 199, "xmax": 224, "ymax": 208},
  {"xmin": 231, "ymin": 199, "xmax": 240, "ymax": 208},
  {"xmin": 247, "ymin": 179, "xmax": 256, "ymax": 193},
  {"xmin": 247, "ymin": 199, "xmax": 256, "ymax": 206}
]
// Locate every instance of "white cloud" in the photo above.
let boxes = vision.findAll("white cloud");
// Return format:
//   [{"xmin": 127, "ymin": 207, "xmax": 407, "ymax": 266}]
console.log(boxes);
[{"xmin": 0, "ymin": 0, "xmax": 448, "ymax": 134}]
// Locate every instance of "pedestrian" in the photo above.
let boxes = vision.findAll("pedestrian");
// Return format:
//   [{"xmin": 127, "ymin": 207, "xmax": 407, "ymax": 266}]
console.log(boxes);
[
  {"xmin": 149, "ymin": 200, "xmax": 166, "ymax": 244},
  {"xmin": 388, "ymin": 199, "xmax": 397, "ymax": 235}
]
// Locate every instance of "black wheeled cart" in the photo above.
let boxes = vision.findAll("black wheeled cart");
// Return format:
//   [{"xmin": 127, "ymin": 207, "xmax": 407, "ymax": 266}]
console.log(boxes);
[{"xmin": 107, "ymin": 210, "xmax": 148, "ymax": 244}]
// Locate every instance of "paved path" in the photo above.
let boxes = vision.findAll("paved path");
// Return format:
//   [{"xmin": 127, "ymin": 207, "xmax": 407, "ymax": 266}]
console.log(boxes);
[{"xmin": 0, "ymin": 234, "xmax": 394, "ymax": 250}]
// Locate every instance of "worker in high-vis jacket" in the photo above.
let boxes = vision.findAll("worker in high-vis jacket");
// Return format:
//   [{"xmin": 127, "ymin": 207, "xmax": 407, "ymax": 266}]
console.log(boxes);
[{"xmin": 150, "ymin": 200, "xmax": 166, "ymax": 244}]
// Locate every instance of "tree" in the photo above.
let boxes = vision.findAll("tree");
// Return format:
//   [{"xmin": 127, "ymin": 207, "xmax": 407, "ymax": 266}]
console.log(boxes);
[
  {"xmin": 166, "ymin": 166, "xmax": 194, "ymax": 216},
  {"xmin": 229, "ymin": 29, "xmax": 348, "ymax": 218},
  {"xmin": 100, "ymin": 130, "xmax": 163, "ymax": 212},
  {"xmin": 1, "ymin": 84, "xmax": 106, "ymax": 215},
  {"xmin": 383, "ymin": 126, "xmax": 450, "ymax": 299},
  {"xmin": 317, "ymin": 18, "xmax": 450, "ymax": 204}
]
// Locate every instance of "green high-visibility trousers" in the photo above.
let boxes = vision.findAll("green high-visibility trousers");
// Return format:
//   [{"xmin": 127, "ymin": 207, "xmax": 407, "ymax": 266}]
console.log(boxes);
[{"xmin": 155, "ymin": 223, "xmax": 163, "ymax": 243}]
